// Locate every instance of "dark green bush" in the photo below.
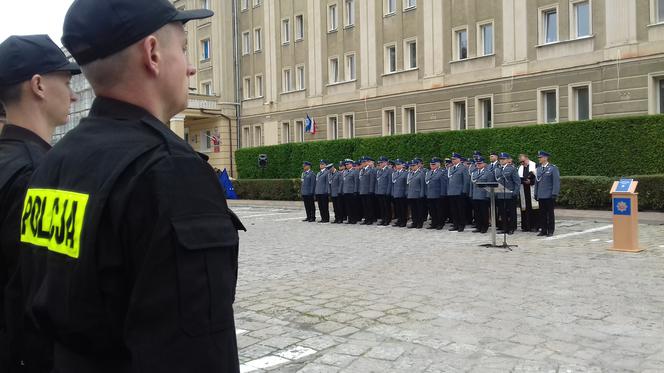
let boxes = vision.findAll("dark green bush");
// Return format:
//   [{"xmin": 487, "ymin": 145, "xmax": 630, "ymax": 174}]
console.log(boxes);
[
  {"xmin": 236, "ymin": 115, "xmax": 664, "ymax": 179},
  {"xmin": 233, "ymin": 175, "xmax": 664, "ymax": 212}
]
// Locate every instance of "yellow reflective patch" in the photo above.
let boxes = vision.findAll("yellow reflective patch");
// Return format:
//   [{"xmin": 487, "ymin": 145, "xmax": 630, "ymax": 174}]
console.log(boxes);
[{"xmin": 20, "ymin": 188, "xmax": 89, "ymax": 259}]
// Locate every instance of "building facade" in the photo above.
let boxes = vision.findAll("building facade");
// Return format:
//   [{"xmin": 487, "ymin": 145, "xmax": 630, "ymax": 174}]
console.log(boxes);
[{"xmin": 227, "ymin": 0, "xmax": 664, "ymax": 149}]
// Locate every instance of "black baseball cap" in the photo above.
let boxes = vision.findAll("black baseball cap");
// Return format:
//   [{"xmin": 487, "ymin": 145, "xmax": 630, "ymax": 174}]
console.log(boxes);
[
  {"xmin": 0, "ymin": 35, "xmax": 80, "ymax": 87},
  {"xmin": 62, "ymin": 0, "xmax": 214, "ymax": 65}
]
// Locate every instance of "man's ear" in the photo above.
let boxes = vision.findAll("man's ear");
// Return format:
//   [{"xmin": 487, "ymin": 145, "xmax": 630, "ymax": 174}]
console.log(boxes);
[
  {"xmin": 29, "ymin": 75, "xmax": 46, "ymax": 99},
  {"xmin": 140, "ymin": 35, "xmax": 161, "ymax": 77}
]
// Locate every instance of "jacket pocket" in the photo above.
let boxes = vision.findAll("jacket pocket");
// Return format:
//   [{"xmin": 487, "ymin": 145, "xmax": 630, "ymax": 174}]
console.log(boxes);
[{"xmin": 171, "ymin": 213, "xmax": 239, "ymax": 337}]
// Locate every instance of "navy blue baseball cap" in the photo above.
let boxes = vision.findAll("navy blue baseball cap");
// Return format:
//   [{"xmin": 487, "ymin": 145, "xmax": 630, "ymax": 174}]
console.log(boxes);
[
  {"xmin": 444, "ymin": 158, "xmax": 452, "ymax": 164},
  {"xmin": 473, "ymin": 151, "xmax": 482, "ymax": 157},
  {"xmin": 490, "ymin": 152, "xmax": 498, "ymax": 156},
  {"xmin": 0, "ymin": 35, "xmax": 80, "ymax": 87},
  {"xmin": 320, "ymin": 159, "xmax": 329, "ymax": 165},
  {"xmin": 303, "ymin": 161, "xmax": 312, "ymax": 166},
  {"xmin": 476, "ymin": 157, "xmax": 486, "ymax": 163},
  {"xmin": 537, "ymin": 150, "xmax": 551, "ymax": 158},
  {"xmin": 378, "ymin": 156, "xmax": 389, "ymax": 162},
  {"xmin": 430, "ymin": 158, "xmax": 441, "ymax": 164},
  {"xmin": 499, "ymin": 152, "xmax": 511, "ymax": 159},
  {"xmin": 412, "ymin": 158, "xmax": 423, "ymax": 164},
  {"xmin": 394, "ymin": 159, "xmax": 404, "ymax": 165},
  {"xmin": 451, "ymin": 152, "xmax": 462, "ymax": 159},
  {"xmin": 62, "ymin": 0, "xmax": 214, "ymax": 65},
  {"xmin": 388, "ymin": 160, "xmax": 395, "ymax": 166}
]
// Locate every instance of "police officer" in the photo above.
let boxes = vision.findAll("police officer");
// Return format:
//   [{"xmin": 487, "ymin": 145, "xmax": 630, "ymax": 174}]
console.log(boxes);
[
  {"xmin": 535, "ymin": 151, "xmax": 561, "ymax": 237},
  {"xmin": 301, "ymin": 161, "xmax": 317, "ymax": 222},
  {"xmin": 391, "ymin": 160, "xmax": 408, "ymax": 227},
  {"xmin": 425, "ymin": 158, "xmax": 445, "ymax": 230},
  {"xmin": 329, "ymin": 162, "xmax": 345, "ymax": 224},
  {"xmin": 407, "ymin": 159, "xmax": 426, "ymax": 229},
  {"xmin": 487, "ymin": 152, "xmax": 500, "ymax": 172},
  {"xmin": 358, "ymin": 157, "xmax": 377, "ymax": 225},
  {"xmin": 447, "ymin": 153, "xmax": 470, "ymax": 232},
  {"xmin": 441, "ymin": 158, "xmax": 452, "ymax": 224},
  {"xmin": 471, "ymin": 157, "xmax": 494, "ymax": 233},
  {"xmin": 495, "ymin": 153, "xmax": 521, "ymax": 235},
  {"xmin": 0, "ymin": 34, "xmax": 80, "ymax": 373},
  {"xmin": 17, "ymin": 1, "xmax": 246, "ymax": 371},
  {"xmin": 342, "ymin": 159, "xmax": 360, "ymax": 224},
  {"xmin": 375, "ymin": 156, "xmax": 393, "ymax": 226},
  {"xmin": 314, "ymin": 160, "xmax": 331, "ymax": 223}
]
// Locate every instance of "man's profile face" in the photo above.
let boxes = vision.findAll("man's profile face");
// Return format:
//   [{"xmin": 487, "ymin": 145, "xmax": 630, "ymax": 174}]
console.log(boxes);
[
  {"xmin": 159, "ymin": 23, "xmax": 195, "ymax": 117},
  {"xmin": 41, "ymin": 71, "xmax": 78, "ymax": 126}
]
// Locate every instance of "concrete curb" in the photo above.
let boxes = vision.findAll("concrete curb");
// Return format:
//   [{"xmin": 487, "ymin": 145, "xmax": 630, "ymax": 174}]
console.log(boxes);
[{"xmin": 228, "ymin": 199, "xmax": 664, "ymax": 225}]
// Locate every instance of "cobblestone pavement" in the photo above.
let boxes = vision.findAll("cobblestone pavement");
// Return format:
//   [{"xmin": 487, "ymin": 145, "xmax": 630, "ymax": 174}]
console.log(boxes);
[{"xmin": 231, "ymin": 206, "xmax": 664, "ymax": 373}]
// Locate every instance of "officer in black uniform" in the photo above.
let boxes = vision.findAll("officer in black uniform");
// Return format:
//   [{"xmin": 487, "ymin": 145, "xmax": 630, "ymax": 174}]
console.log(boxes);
[
  {"xmin": 0, "ymin": 34, "xmax": 80, "ymax": 373},
  {"xmin": 15, "ymin": 0, "xmax": 245, "ymax": 372}
]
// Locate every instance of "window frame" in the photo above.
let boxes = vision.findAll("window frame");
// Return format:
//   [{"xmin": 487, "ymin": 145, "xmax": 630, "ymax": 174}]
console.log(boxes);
[
  {"xmin": 253, "ymin": 0, "xmax": 262, "ymax": 8},
  {"xmin": 255, "ymin": 74, "xmax": 264, "ymax": 98},
  {"xmin": 385, "ymin": 0, "xmax": 397, "ymax": 16},
  {"xmin": 242, "ymin": 126, "xmax": 252, "ymax": 148},
  {"xmin": 328, "ymin": 3, "xmax": 339, "ymax": 32},
  {"xmin": 241, "ymin": 0, "xmax": 249, "ymax": 11},
  {"xmin": 296, "ymin": 64, "xmax": 306, "ymax": 91},
  {"xmin": 404, "ymin": 38, "xmax": 418, "ymax": 70},
  {"xmin": 254, "ymin": 27, "xmax": 263, "ymax": 52},
  {"xmin": 327, "ymin": 115, "xmax": 339, "ymax": 140},
  {"xmin": 477, "ymin": 20, "xmax": 495, "ymax": 56},
  {"xmin": 475, "ymin": 94, "xmax": 494, "ymax": 129},
  {"xmin": 452, "ymin": 26, "xmax": 469, "ymax": 61},
  {"xmin": 281, "ymin": 121, "xmax": 292, "ymax": 144},
  {"xmin": 295, "ymin": 120, "xmax": 305, "ymax": 142},
  {"xmin": 329, "ymin": 56, "xmax": 340, "ymax": 84},
  {"xmin": 384, "ymin": 43, "xmax": 397, "ymax": 74},
  {"xmin": 570, "ymin": 0, "xmax": 592, "ymax": 39},
  {"xmin": 537, "ymin": 86, "xmax": 560, "ymax": 124},
  {"xmin": 344, "ymin": 52, "xmax": 356, "ymax": 81},
  {"xmin": 295, "ymin": 14, "xmax": 305, "ymax": 41},
  {"xmin": 281, "ymin": 18, "xmax": 291, "ymax": 45},
  {"xmin": 539, "ymin": 5, "xmax": 560, "ymax": 45},
  {"xmin": 200, "ymin": 80, "xmax": 213, "ymax": 96},
  {"xmin": 343, "ymin": 113, "xmax": 356, "ymax": 138},
  {"xmin": 282, "ymin": 67, "xmax": 293, "ymax": 93},
  {"xmin": 402, "ymin": 105, "xmax": 417, "ymax": 134},
  {"xmin": 242, "ymin": 31, "xmax": 251, "ymax": 55},
  {"xmin": 200, "ymin": 38, "xmax": 211, "ymax": 61},
  {"xmin": 253, "ymin": 125, "xmax": 264, "ymax": 147},
  {"xmin": 345, "ymin": 0, "xmax": 355, "ymax": 27},
  {"xmin": 568, "ymin": 83, "xmax": 592, "ymax": 121},
  {"xmin": 382, "ymin": 107, "xmax": 397, "ymax": 136},
  {"xmin": 242, "ymin": 76, "xmax": 251, "ymax": 100},
  {"xmin": 451, "ymin": 98, "xmax": 468, "ymax": 131},
  {"xmin": 403, "ymin": 0, "xmax": 417, "ymax": 11}
]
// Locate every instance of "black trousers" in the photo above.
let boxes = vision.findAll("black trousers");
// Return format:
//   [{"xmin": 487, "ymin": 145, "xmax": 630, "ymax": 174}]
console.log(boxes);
[
  {"xmin": 539, "ymin": 198, "xmax": 556, "ymax": 234},
  {"xmin": 303, "ymin": 195, "xmax": 316, "ymax": 221},
  {"xmin": 331, "ymin": 196, "xmax": 344, "ymax": 222},
  {"xmin": 360, "ymin": 194, "xmax": 375, "ymax": 222},
  {"xmin": 451, "ymin": 195, "xmax": 467, "ymax": 229},
  {"xmin": 427, "ymin": 198, "xmax": 443, "ymax": 227},
  {"xmin": 377, "ymin": 195, "xmax": 392, "ymax": 223},
  {"xmin": 394, "ymin": 198, "xmax": 408, "ymax": 225},
  {"xmin": 497, "ymin": 198, "xmax": 517, "ymax": 232},
  {"xmin": 441, "ymin": 196, "xmax": 451, "ymax": 223},
  {"xmin": 466, "ymin": 197, "xmax": 474, "ymax": 225},
  {"xmin": 521, "ymin": 207, "xmax": 540, "ymax": 231},
  {"xmin": 408, "ymin": 198, "xmax": 425, "ymax": 227},
  {"xmin": 473, "ymin": 199, "xmax": 490, "ymax": 232},
  {"xmin": 316, "ymin": 194, "xmax": 330, "ymax": 222},
  {"xmin": 344, "ymin": 194, "xmax": 359, "ymax": 223}
]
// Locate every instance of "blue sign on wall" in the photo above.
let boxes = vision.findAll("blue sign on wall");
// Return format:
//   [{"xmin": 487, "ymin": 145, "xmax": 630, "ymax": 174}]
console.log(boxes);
[
  {"xmin": 615, "ymin": 179, "xmax": 634, "ymax": 193},
  {"xmin": 613, "ymin": 198, "xmax": 632, "ymax": 216}
]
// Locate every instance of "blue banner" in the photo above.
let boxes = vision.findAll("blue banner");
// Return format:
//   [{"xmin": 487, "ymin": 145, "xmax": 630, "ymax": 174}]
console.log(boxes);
[{"xmin": 219, "ymin": 168, "xmax": 238, "ymax": 200}]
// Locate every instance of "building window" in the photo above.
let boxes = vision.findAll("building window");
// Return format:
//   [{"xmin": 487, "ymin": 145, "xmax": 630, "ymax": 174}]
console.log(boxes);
[
  {"xmin": 404, "ymin": 0, "xmax": 416, "ymax": 10},
  {"xmin": 345, "ymin": 0, "xmax": 355, "ymax": 26},
  {"xmin": 327, "ymin": 116, "xmax": 339, "ymax": 140},
  {"xmin": 385, "ymin": 0, "xmax": 396, "ymax": 15},
  {"xmin": 479, "ymin": 22, "xmax": 494, "ymax": 56},
  {"xmin": 383, "ymin": 108, "xmax": 396, "ymax": 136},
  {"xmin": 403, "ymin": 106, "xmax": 416, "ymax": 134},
  {"xmin": 282, "ymin": 122, "xmax": 291, "ymax": 144},
  {"xmin": 405, "ymin": 39, "xmax": 417, "ymax": 69},
  {"xmin": 572, "ymin": 1, "xmax": 591, "ymax": 38},
  {"xmin": 385, "ymin": 44, "xmax": 397, "ymax": 73},
  {"xmin": 344, "ymin": 113, "xmax": 355, "ymax": 138},
  {"xmin": 569, "ymin": 84, "xmax": 591, "ymax": 121},
  {"xmin": 243, "ymin": 77, "xmax": 251, "ymax": 100},
  {"xmin": 254, "ymin": 28, "xmax": 262, "ymax": 51},
  {"xmin": 476, "ymin": 96, "xmax": 493, "ymax": 128},
  {"xmin": 542, "ymin": 8, "xmax": 558, "ymax": 44},
  {"xmin": 242, "ymin": 126, "xmax": 251, "ymax": 147},
  {"xmin": 202, "ymin": 0, "xmax": 210, "ymax": 9},
  {"xmin": 452, "ymin": 100, "xmax": 467, "ymax": 130},
  {"xmin": 454, "ymin": 28, "xmax": 468, "ymax": 60},
  {"xmin": 328, "ymin": 4, "xmax": 338, "ymax": 32},
  {"xmin": 241, "ymin": 0, "xmax": 249, "ymax": 11},
  {"xmin": 254, "ymin": 126, "xmax": 263, "ymax": 146},
  {"xmin": 295, "ymin": 120, "xmax": 305, "ymax": 142},
  {"xmin": 254, "ymin": 0, "xmax": 262, "ymax": 7},
  {"xmin": 329, "ymin": 57, "xmax": 339, "ymax": 83},
  {"xmin": 200, "ymin": 39, "xmax": 211, "ymax": 61},
  {"xmin": 282, "ymin": 68, "xmax": 292, "ymax": 92},
  {"xmin": 201, "ymin": 81, "xmax": 213, "ymax": 96},
  {"xmin": 345, "ymin": 53, "xmax": 356, "ymax": 81},
  {"xmin": 296, "ymin": 65, "xmax": 306, "ymax": 90},
  {"xmin": 538, "ymin": 88, "xmax": 559, "ymax": 123},
  {"xmin": 242, "ymin": 32, "xmax": 250, "ymax": 55},
  {"xmin": 282, "ymin": 18, "xmax": 290, "ymax": 44},
  {"xmin": 295, "ymin": 15, "xmax": 304, "ymax": 40},
  {"xmin": 255, "ymin": 74, "xmax": 264, "ymax": 98},
  {"xmin": 201, "ymin": 130, "xmax": 212, "ymax": 152},
  {"xmin": 658, "ymin": 0, "xmax": 664, "ymax": 23}
]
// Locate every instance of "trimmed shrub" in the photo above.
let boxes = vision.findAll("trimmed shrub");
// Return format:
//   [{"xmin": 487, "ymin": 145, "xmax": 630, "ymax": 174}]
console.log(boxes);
[
  {"xmin": 233, "ymin": 175, "xmax": 664, "ymax": 212},
  {"xmin": 236, "ymin": 115, "xmax": 664, "ymax": 179}
]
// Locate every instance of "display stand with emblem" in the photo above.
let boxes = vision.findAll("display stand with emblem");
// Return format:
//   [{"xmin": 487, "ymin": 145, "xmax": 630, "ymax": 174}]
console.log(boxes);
[
  {"xmin": 477, "ymin": 181, "xmax": 516, "ymax": 251},
  {"xmin": 610, "ymin": 179, "xmax": 642, "ymax": 253}
]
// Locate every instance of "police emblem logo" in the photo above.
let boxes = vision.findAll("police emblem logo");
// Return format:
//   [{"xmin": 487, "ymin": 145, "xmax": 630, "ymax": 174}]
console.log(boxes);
[
  {"xmin": 20, "ymin": 188, "xmax": 89, "ymax": 259},
  {"xmin": 616, "ymin": 201, "xmax": 628, "ymax": 213}
]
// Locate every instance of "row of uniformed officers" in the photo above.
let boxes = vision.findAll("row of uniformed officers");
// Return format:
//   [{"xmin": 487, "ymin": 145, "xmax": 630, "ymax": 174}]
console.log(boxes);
[{"xmin": 301, "ymin": 151, "xmax": 560, "ymax": 236}]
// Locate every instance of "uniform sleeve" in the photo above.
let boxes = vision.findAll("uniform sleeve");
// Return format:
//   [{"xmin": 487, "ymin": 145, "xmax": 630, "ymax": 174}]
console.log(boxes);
[
  {"xmin": 463, "ymin": 170, "xmax": 470, "ymax": 195},
  {"xmin": 353, "ymin": 173, "xmax": 359, "ymax": 194},
  {"xmin": 113, "ymin": 154, "xmax": 244, "ymax": 358},
  {"xmin": 370, "ymin": 169, "xmax": 377, "ymax": 193},
  {"xmin": 512, "ymin": 171, "xmax": 521, "ymax": 197},
  {"xmin": 552, "ymin": 166, "xmax": 561, "ymax": 197},
  {"xmin": 419, "ymin": 173, "xmax": 426, "ymax": 198}
]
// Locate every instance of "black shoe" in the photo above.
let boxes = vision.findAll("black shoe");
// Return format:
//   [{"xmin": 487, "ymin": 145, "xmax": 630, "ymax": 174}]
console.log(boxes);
[
  {"xmin": 392, "ymin": 223, "xmax": 401, "ymax": 227},
  {"xmin": 449, "ymin": 227, "xmax": 458, "ymax": 231},
  {"xmin": 302, "ymin": 219, "xmax": 310, "ymax": 222},
  {"xmin": 507, "ymin": 230, "xmax": 514, "ymax": 235},
  {"xmin": 458, "ymin": 226, "xmax": 465, "ymax": 232},
  {"xmin": 537, "ymin": 232, "xmax": 547, "ymax": 236},
  {"xmin": 408, "ymin": 224, "xmax": 418, "ymax": 229},
  {"xmin": 426, "ymin": 226, "xmax": 437, "ymax": 230},
  {"xmin": 481, "ymin": 229, "xmax": 488, "ymax": 234},
  {"xmin": 472, "ymin": 229, "xmax": 481, "ymax": 233},
  {"xmin": 436, "ymin": 226, "xmax": 444, "ymax": 230},
  {"xmin": 347, "ymin": 221, "xmax": 357, "ymax": 225},
  {"xmin": 547, "ymin": 232, "xmax": 554, "ymax": 237}
]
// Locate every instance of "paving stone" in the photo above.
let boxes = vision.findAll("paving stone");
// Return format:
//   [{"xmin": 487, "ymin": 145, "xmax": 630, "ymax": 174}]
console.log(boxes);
[
  {"xmin": 313, "ymin": 353, "xmax": 357, "ymax": 368},
  {"xmin": 365, "ymin": 344, "xmax": 405, "ymax": 361}
]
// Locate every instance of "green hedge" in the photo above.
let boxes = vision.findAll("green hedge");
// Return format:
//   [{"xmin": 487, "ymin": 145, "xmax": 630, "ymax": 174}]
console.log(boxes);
[
  {"xmin": 232, "ymin": 175, "xmax": 664, "ymax": 212},
  {"xmin": 236, "ymin": 115, "xmax": 664, "ymax": 179}
]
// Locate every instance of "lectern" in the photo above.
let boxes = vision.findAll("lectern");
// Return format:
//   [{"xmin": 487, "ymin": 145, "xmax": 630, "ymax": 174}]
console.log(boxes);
[
  {"xmin": 477, "ymin": 181, "xmax": 515, "ymax": 249},
  {"xmin": 610, "ymin": 179, "xmax": 642, "ymax": 252}
]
